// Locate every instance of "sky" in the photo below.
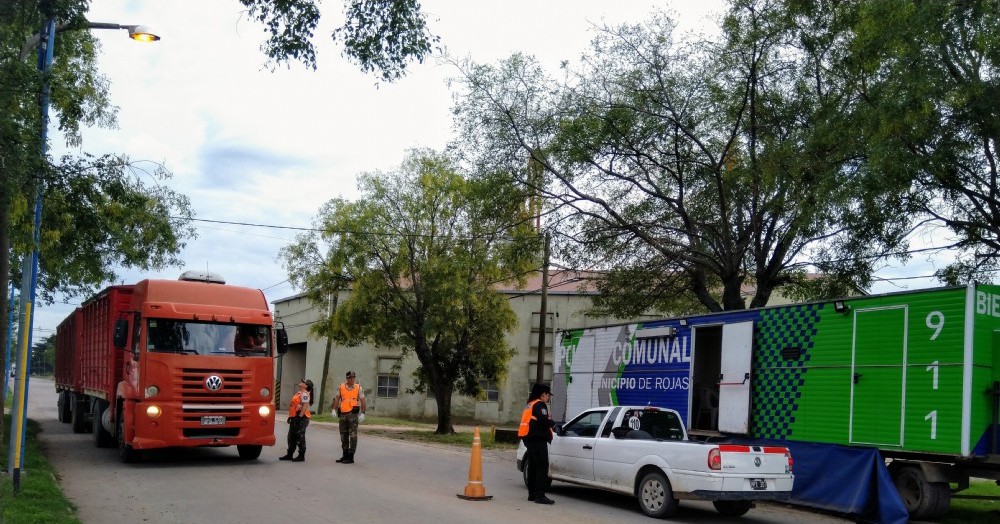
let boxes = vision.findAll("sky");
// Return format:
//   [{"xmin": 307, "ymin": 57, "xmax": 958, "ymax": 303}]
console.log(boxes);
[{"xmin": 27, "ymin": 0, "xmax": 952, "ymax": 341}]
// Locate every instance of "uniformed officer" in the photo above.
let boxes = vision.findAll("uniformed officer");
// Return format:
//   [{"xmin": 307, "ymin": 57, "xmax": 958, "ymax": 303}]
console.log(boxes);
[
  {"xmin": 331, "ymin": 370, "xmax": 367, "ymax": 464},
  {"xmin": 519, "ymin": 383, "xmax": 556, "ymax": 504},
  {"xmin": 279, "ymin": 378, "xmax": 313, "ymax": 462}
]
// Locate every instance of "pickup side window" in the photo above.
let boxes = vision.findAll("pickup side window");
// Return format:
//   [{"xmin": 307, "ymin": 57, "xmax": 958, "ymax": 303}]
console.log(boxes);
[{"xmin": 563, "ymin": 409, "xmax": 609, "ymax": 438}]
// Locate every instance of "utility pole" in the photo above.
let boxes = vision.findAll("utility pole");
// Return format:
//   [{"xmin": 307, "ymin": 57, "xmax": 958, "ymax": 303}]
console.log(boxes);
[{"xmin": 534, "ymin": 231, "xmax": 550, "ymax": 388}]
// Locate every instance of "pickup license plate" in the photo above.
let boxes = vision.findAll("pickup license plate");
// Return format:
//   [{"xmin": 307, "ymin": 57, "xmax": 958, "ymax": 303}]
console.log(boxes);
[
  {"xmin": 201, "ymin": 416, "xmax": 225, "ymax": 426},
  {"xmin": 750, "ymin": 479, "xmax": 767, "ymax": 490}
]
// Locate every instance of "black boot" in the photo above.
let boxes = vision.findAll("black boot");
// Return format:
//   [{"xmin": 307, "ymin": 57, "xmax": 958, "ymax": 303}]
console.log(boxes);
[
  {"xmin": 342, "ymin": 451, "xmax": 354, "ymax": 464},
  {"xmin": 278, "ymin": 451, "xmax": 294, "ymax": 461},
  {"xmin": 292, "ymin": 451, "xmax": 305, "ymax": 462},
  {"xmin": 335, "ymin": 449, "xmax": 348, "ymax": 463}
]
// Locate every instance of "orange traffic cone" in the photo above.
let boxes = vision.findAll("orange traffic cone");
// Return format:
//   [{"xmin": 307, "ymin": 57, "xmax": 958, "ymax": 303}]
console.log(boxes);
[{"xmin": 457, "ymin": 426, "xmax": 493, "ymax": 501}]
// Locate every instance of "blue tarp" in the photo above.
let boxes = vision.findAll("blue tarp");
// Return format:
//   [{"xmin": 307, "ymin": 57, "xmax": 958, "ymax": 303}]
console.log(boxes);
[{"xmin": 723, "ymin": 438, "xmax": 909, "ymax": 524}]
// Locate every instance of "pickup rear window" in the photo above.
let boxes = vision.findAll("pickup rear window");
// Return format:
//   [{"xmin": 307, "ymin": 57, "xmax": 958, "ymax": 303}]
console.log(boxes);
[{"xmin": 615, "ymin": 409, "xmax": 685, "ymax": 441}]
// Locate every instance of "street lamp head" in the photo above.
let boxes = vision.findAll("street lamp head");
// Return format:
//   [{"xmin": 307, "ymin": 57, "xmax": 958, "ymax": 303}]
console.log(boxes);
[{"xmin": 128, "ymin": 25, "xmax": 160, "ymax": 42}]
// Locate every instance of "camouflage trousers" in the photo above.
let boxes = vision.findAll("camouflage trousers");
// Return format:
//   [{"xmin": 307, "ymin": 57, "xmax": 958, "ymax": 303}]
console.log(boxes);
[
  {"xmin": 338, "ymin": 411, "xmax": 359, "ymax": 453},
  {"xmin": 287, "ymin": 416, "xmax": 310, "ymax": 454}
]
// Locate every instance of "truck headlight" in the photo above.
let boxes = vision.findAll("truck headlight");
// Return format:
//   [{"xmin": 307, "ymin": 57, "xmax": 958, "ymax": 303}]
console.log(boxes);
[
  {"xmin": 146, "ymin": 405, "xmax": 162, "ymax": 418},
  {"xmin": 258, "ymin": 406, "xmax": 271, "ymax": 418},
  {"xmin": 260, "ymin": 387, "xmax": 270, "ymax": 398},
  {"xmin": 145, "ymin": 385, "xmax": 159, "ymax": 398}
]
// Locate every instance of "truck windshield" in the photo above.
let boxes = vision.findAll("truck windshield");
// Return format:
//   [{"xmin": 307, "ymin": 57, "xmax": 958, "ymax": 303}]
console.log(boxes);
[{"xmin": 145, "ymin": 319, "xmax": 271, "ymax": 356}]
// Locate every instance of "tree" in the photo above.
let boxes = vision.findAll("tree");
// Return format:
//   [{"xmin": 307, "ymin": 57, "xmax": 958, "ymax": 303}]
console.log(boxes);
[
  {"xmin": 281, "ymin": 149, "xmax": 539, "ymax": 433},
  {"xmin": 815, "ymin": 0, "xmax": 1000, "ymax": 282},
  {"xmin": 238, "ymin": 0, "xmax": 439, "ymax": 81},
  {"xmin": 451, "ymin": 2, "xmax": 911, "ymax": 317},
  {"xmin": 0, "ymin": 1, "xmax": 195, "ymax": 436},
  {"xmin": 30, "ymin": 334, "xmax": 54, "ymax": 375}
]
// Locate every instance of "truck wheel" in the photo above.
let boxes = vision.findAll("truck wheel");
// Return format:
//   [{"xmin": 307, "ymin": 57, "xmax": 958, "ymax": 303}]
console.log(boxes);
[
  {"xmin": 91, "ymin": 399, "xmax": 115, "ymax": 448},
  {"xmin": 892, "ymin": 465, "xmax": 938, "ymax": 520},
  {"xmin": 927, "ymin": 482, "xmax": 952, "ymax": 520},
  {"xmin": 237, "ymin": 445, "xmax": 263, "ymax": 460},
  {"xmin": 71, "ymin": 395, "xmax": 88, "ymax": 434},
  {"xmin": 713, "ymin": 500, "xmax": 753, "ymax": 517},
  {"xmin": 57, "ymin": 391, "xmax": 72, "ymax": 423},
  {"xmin": 117, "ymin": 410, "xmax": 141, "ymax": 463},
  {"xmin": 637, "ymin": 471, "xmax": 678, "ymax": 518}
]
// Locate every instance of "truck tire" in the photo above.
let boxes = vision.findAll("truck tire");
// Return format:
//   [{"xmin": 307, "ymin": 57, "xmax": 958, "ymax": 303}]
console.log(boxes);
[
  {"xmin": 637, "ymin": 471, "xmax": 678, "ymax": 518},
  {"xmin": 892, "ymin": 465, "xmax": 939, "ymax": 520},
  {"xmin": 91, "ymin": 399, "xmax": 115, "ymax": 448},
  {"xmin": 117, "ymin": 409, "xmax": 141, "ymax": 463},
  {"xmin": 713, "ymin": 500, "xmax": 753, "ymax": 517},
  {"xmin": 927, "ymin": 482, "xmax": 952, "ymax": 520},
  {"xmin": 71, "ymin": 395, "xmax": 88, "ymax": 434},
  {"xmin": 57, "ymin": 391, "xmax": 72, "ymax": 423},
  {"xmin": 237, "ymin": 445, "xmax": 263, "ymax": 460}
]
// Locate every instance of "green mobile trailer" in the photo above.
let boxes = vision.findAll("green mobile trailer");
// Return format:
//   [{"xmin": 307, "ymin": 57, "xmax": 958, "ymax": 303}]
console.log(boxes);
[{"xmin": 552, "ymin": 283, "xmax": 1000, "ymax": 520}]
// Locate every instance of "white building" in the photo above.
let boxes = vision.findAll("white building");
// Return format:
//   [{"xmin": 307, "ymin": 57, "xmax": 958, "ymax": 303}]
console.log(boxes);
[{"xmin": 272, "ymin": 271, "xmax": 638, "ymax": 425}]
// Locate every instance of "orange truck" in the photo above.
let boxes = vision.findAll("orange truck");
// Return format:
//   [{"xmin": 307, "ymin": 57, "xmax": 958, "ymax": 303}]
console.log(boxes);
[{"xmin": 54, "ymin": 271, "xmax": 287, "ymax": 462}]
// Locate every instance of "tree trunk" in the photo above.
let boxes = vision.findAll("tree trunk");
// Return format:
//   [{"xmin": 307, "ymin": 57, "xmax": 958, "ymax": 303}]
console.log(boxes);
[
  {"xmin": 0, "ymin": 184, "xmax": 8, "ymax": 440},
  {"xmin": 433, "ymin": 383, "xmax": 454, "ymax": 434}
]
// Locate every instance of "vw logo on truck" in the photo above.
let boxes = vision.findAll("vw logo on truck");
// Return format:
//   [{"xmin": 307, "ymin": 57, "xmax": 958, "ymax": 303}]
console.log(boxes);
[{"xmin": 205, "ymin": 375, "xmax": 224, "ymax": 391}]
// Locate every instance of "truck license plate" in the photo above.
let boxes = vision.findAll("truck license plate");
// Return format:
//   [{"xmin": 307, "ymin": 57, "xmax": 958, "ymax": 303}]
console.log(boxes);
[
  {"xmin": 201, "ymin": 416, "xmax": 225, "ymax": 426},
  {"xmin": 750, "ymin": 479, "xmax": 767, "ymax": 490}
]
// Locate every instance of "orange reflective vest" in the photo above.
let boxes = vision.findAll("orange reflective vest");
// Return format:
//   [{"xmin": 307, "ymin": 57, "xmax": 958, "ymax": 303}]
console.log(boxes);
[
  {"xmin": 518, "ymin": 399, "xmax": 542, "ymax": 437},
  {"xmin": 289, "ymin": 391, "xmax": 311, "ymax": 418},
  {"xmin": 338, "ymin": 383, "xmax": 362, "ymax": 413}
]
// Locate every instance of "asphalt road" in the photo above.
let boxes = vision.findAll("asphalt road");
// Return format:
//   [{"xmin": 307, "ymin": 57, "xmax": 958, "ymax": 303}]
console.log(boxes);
[{"xmin": 26, "ymin": 377, "xmax": 853, "ymax": 524}]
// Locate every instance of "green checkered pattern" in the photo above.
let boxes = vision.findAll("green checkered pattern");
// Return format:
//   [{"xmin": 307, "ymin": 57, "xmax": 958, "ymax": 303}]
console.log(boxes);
[{"xmin": 752, "ymin": 304, "xmax": 822, "ymax": 440}]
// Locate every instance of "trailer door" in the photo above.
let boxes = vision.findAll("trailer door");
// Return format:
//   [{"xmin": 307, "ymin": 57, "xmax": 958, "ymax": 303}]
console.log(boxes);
[
  {"xmin": 851, "ymin": 306, "xmax": 906, "ymax": 446},
  {"xmin": 564, "ymin": 335, "xmax": 596, "ymax": 420},
  {"xmin": 718, "ymin": 321, "xmax": 753, "ymax": 434}
]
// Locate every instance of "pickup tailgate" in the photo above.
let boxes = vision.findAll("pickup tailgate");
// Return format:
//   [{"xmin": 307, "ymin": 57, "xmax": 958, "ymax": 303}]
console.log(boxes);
[{"xmin": 718, "ymin": 444, "xmax": 790, "ymax": 474}]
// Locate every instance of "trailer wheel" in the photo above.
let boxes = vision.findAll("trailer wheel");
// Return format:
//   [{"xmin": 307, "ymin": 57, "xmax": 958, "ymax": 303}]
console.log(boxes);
[
  {"xmin": 237, "ymin": 445, "xmax": 262, "ymax": 460},
  {"xmin": 713, "ymin": 500, "xmax": 753, "ymax": 517},
  {"xmin": 637, "ymin": 471, "xmax": 678, "ymax": 518},
  {"xmin": 57, "ymin": 391, "xmax": 72, "ymax": 423},
  {"xmin": 71, "ymin": 395, "xmax": 88, "ymax": 434},
  {"xmin": 892, "ymin": 465, "xmax": 939, "ymax": 520},
  {"xmin": 927, "ymin": 482, "xmax": 952, "ymax": 520},
  {"xmin": 117, "ymin": 410, "xmax": 140, "ymax": 463},
  {"xmin": 91, "ymin": 399, "xmax": 114, "ymax": 448}
]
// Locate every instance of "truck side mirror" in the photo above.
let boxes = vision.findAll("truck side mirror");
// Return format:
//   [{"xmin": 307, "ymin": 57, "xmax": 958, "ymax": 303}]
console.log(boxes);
[
  {"xmin": 275, "ymin": 328, "xmax": 289, "ymax": 355},
  {"xmin": 113, "ymin": 319, "xmax": 129, "ymax": 349}
]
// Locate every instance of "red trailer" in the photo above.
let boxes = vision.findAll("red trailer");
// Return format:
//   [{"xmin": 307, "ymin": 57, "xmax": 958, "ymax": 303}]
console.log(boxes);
[{"xmin": 54, "ymin": 272, "xmax": 288, "ymax": 461}]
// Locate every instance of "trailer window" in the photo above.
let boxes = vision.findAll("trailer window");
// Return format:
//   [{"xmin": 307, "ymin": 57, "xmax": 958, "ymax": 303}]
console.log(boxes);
[{"xmin": 146, "ymin": 320, "xmax": 270, "ymax": 356}]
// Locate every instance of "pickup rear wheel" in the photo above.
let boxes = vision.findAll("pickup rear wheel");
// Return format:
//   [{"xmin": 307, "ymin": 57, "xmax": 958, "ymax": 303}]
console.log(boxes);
[
  {"xmin": 713, "ymin": 500, "xmax": 753, "ymax": 517},
  {"xmin": 637, "ymin": 471, "xmax": 678, "ymax": 518}
]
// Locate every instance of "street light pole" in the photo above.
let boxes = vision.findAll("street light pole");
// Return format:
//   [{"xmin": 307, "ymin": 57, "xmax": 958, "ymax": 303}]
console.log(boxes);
[{"xmin": 7, "ymin": 17, "xmax": 160, "ymax": 494}]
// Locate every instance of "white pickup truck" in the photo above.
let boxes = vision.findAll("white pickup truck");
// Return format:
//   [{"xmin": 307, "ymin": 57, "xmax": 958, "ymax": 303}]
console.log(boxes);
[{"xmin": 516, "ymin": 405, "xmax": 794, "ymax": 518}]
